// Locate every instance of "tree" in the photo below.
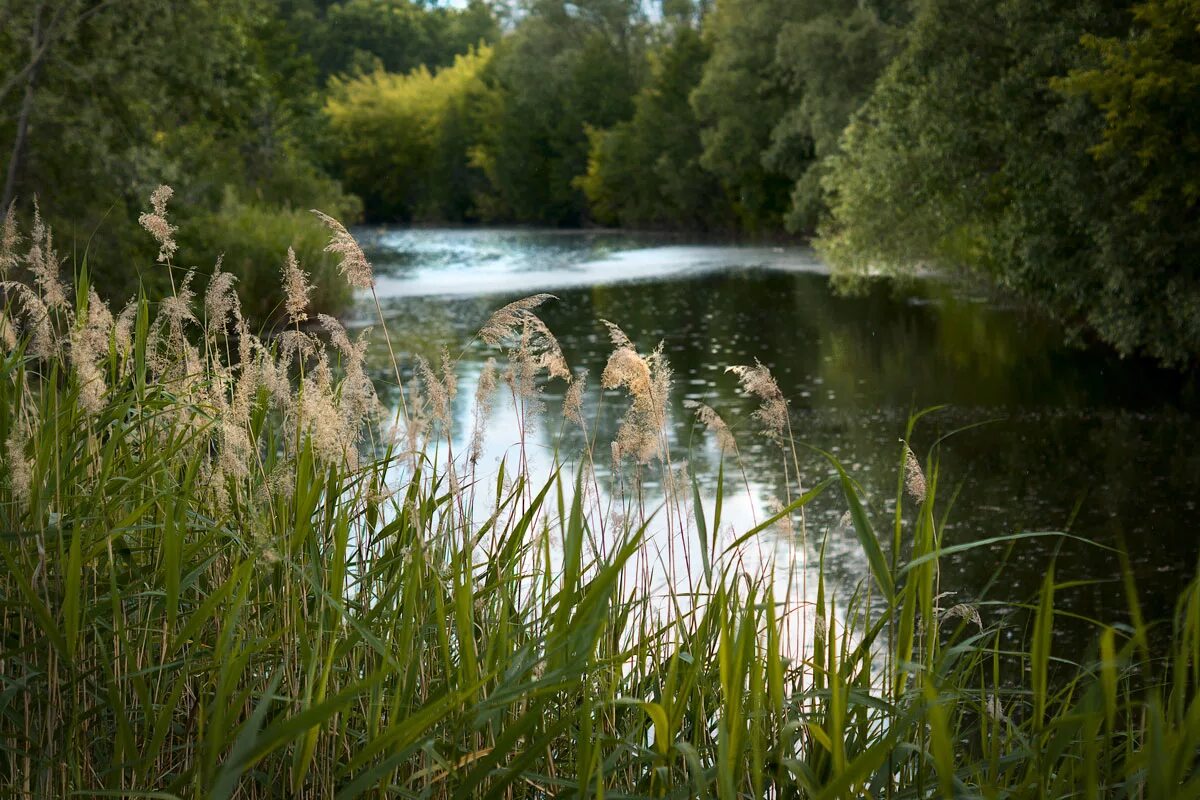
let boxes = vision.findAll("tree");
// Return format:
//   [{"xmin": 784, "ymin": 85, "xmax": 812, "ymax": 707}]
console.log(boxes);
[
  {"xmin": 578, "ymin": 25, "xmax": 732, "ymax": 229},
  {"xmin": 689, "ymin": 0, "xmax": 801, "ymax": 231},
  {"xmin": 689, "ymin": 0, "xmax": 907, "ymax": 233},
  {"xmin": 324, "ymin": 46, "xmax": 494, "ymax": 221},
  {"xmin": 473, "ymin": 0, "xmax": 646, "ymax": 224},
  {"xmin": 0, "ymin": 0, "xmax": 355, "ymax": 312},
  {"xmin": 769, "ymin": 0, "xmax": 908, "ymax": 232},
  {"xmin": 820, "ymin": 0, "xmax": 1200, "ymax": 364}
]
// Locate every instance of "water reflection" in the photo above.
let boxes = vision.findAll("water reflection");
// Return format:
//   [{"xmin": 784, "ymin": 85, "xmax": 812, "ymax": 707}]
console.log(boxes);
[{"xmin": 356, "ymin": 228, "xmax": 1200, "ymax": 647}]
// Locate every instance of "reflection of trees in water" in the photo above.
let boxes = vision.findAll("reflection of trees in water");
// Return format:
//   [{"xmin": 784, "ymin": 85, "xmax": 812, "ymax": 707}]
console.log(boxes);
[{"xmin": 358, "ymin": 264, "xmax": 1200, "ymax": 652}]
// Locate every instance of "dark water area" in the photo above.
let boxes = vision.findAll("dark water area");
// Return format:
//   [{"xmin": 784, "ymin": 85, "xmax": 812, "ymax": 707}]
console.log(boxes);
[{"xmin": 356, "ymin": 227, "xmax": 1200, "ymax": 650}]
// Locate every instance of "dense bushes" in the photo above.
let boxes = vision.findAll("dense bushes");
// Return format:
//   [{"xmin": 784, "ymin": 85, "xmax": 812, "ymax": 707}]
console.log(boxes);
[
  {"xmin": 324, "ymin": 48, "xmax": 494, "ymax": 222},
  {"xmin": 819, "ymin": 0, "xmax": 1200, "ymax": 365},
  {"xmin": 182, "ymin": 195, "xmax": 357, "ymax": 324}
]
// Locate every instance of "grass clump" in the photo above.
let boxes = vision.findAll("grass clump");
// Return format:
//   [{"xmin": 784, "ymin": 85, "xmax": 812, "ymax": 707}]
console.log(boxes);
[{"xmin": 0, "ymin": 189, "xmax": 1199, "ymax": 798}]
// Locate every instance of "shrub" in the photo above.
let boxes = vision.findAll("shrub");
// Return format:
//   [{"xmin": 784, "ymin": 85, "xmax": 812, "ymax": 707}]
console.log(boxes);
[{"xmin": 182, "ymin": 193, "xmax": 358, "ymax": 325}]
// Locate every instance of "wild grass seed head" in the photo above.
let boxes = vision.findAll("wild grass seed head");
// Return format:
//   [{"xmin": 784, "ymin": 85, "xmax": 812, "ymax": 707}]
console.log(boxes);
[
  {"xmin": 468, "ymin": 356, "xmax": 498, "ymax": 465},
  {"xmin": 69, "ymin": 289, "xmax": 113, "ymax": 415},
  {"xmin": 312, "ymin": 210, "xmax": 373, "ymax": 289},
  {"xmin": 1, "ymin": 282, "xmax": 56, "ymax": 359},
  {"xmin": 5, "ymin": 425, "xmax": 32, "ymax": 507},
  {"xmin": 0, "ymin": 200, "xmax": 19, "ymax": 279},
  {"xmin": 138, "ymin": 185, "xmax": 178, "ymax": 264},
  {"xmin": 563, "ymin": 367, "xmax": 588, "ymax": 427},
  {"xmin": 0, "ymin": 310, "xmax": 15, "ymax": 350},
  {"xmin": 319, "ymin": 314, "xmax": 379, "ymax": 427},
  {"xmin": 601, "ymin": 322, "xmax": 671, "ymax": 465},
  {"xmin": 282, "ymin": 247, "xmax": 313, "ymax": 324},
  {"xmin": 904, "ymin": 443, "xmax": 927, "ymax": 503},
  {"xmin": 204, "ymin": 256, "xmax": 241, "ymax": 337},
  {"xmin": 27, "ymin": 200, "xmax": 68, "ymax": 312},
  {"xmin": 685, "ymin": 400, "xmax": 736, "ymax": 455},
  {"xmin": 726, "ymin": 359, "xmax": 788, "ymax": 443},
  {"xmin": 416, "ymin": 353, "xmax": 454, "ymax": 429},
  {"xmin": 113, "ymin": 299, "xmax": 137, "ymax": 358}
]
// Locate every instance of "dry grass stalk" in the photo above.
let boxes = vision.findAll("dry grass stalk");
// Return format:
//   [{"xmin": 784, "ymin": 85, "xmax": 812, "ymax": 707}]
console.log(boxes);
[
  {"xmin": 27, "ymin": 200, "xmax": 67, "ymax": 311},
  {"xmin": 0, "ymin": 200, "xmax": 19, "ymax": 279},
  {"xmin": 138, "ymin": 185, "xmax": 178, "ymax": 264},
  {"xmin": 318, "ymin": 314, "xmax": 379, "ymax": 428},
  {"xmin": 312, "ymin": 210, "xmax": 373, "ymax": 289},
  {"xmin": 904, "ymin": 444, "xmax": 927, "ymax": 503},
  {"xmin": 468, "ymin": 357, "xmax": 498, "ymax": 465},
  {"xmin": 940, "ymin": 602, "xmax": 983, "ymax": 630},
  {"xmin": 563, "ymin": 367, "xmax": 588, "ymax": 427},
  {"xmin": 70, "ymin": 289, "xmax": 113, "ymax": 415},
  {"xmin": 0, "ymin": 311, "xmax": 15, "ymax": 350},
  {"xmin": 479, "ymin": 294, "xmax": 570, "ymax": 394},
  {"xmin": 726, "ymin": 359, "xmax": 788, "ymax": 443},
  {"xmin": 415, "ymin": 350, "xmax": 456, "ymax": 429},
  {"xmin": 113, "ymin": 299, "xmax": 137, "ymax": 357},
  {"xmin": 1, "ymin": 282, "xmax": 55, "ymax": 359},
  {"xmin": 685, "ymin": 400, "xmax": 736, "ymax": 455},
  {"xmin": 282, "ymin": 247, "xmax": 313, "ymax": 324},
  {"xmin": 600, "ymin": 321, "xmax": 670, "ymax": 465},
  {"xmin": 204, "ymin": 257, "xmax": 240, "ymax": 337},
  {"xmin": 5, "ymin": 425, "xmax": 32, "ymax": 506}
]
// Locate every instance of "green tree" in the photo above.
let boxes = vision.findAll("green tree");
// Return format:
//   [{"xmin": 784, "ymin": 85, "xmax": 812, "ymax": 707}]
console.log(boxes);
[
  {"xmin": 286, "ymin": 0, "xmax": 498, "ymax": 81},
  {"xmin": 0, "ymin": 0, "xmax": 355, "ymax": 314},
  {"xmin": 821, "ymin": 0, "xmax": 1200, "ymax": 364},
  {"xmin": 769, "ymin": 1, "xmax": 908, "ymax": 232},
  {"xmin": 473, "ymin": 0, "xmax": 646, "ymax": 224},
  {"xmin": 324, "ymin": 46, "xmax": 494, "ymax": 221},
  {"xmin": 690, "ymin": 0, "xmax": 801, "ymax": 231},
  {"xmin": 578, "ymin": 25, "xmax": 732, "ymax": 229},
  {"xmin": 690, "ymin": 0, "xmax": 906, "ymax": 233}
]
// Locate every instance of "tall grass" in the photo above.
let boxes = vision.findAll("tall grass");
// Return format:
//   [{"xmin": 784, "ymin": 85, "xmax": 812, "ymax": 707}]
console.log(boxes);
[{"xmin": 1, "ymin": 189, "xmax": 1198, "ymax": 798}]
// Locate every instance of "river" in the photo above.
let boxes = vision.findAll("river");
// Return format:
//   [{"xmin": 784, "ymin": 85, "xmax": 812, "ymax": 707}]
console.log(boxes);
[{"xmin": 353, "ymin": 227, "xmax": 1200, "ymax": 644}]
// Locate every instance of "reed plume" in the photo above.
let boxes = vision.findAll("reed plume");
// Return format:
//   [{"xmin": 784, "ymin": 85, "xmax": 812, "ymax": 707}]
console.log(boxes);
[
  {"xmin": 726, "ymin": 359, "xmax": 788, "ymax": 443},
  {"xmin": 204, "ymin": 257, "xmax": 240, "ymax": 337},
  {"xmin": 601, "ymin": 320, "xmax": 670, "ymax": 465},
  {"xmin": 27, "ymin": 199, "xmax": 67, "ymax": 311},
  {"xmin": 4, "ymin": 425, "xmax": 31, "ymax": 507},
  {"xmin": 312, "ymin": 210, "xmax": 373, "ymax": 289},
  {"xmin": 138, "ymin": 185, "xmax": 178, "ymax": 264},
  {"xmin": 479, "ymin": 293, "xmax": 570, "ymax": 385},
  {"xmin": 69, "ymin": 288, "xmax": 113, "ymax": 415},
  {"xmin": 563, "ymin": 367, "xmax": 588, "ymax": 427},
  {"xmin": 282, "ymin": 246, "xmax": 312, "ymax": 324},
  {"xmin": 468, "ymin": 357, "xmax": 498, "ymax": 465},
  {"xmin": 685, "ymin": 400, "xmax": 736, "ymax": 455},
  {"xmin": 904, "ymin": 444, "xmax": 927, "ymax": 503},
  {"xmin": 0, "ymin": 200, "xmax": 19, "ymax": 279}
]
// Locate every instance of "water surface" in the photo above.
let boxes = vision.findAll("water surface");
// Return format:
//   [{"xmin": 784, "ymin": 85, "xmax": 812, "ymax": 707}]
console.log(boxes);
[{"xmin": 355, "ymin": 227, "xmax": 1200, "ymax": 643}]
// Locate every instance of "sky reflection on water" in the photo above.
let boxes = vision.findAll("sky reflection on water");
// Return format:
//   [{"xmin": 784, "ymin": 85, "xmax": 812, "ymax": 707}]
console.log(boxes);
[{"xmin": 354, "ymin": 227, "xmax": 1200, "ymax": 647}]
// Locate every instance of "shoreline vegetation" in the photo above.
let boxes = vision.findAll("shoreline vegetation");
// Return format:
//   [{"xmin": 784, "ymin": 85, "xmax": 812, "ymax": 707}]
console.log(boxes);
[
  {"xmin": 3, "ymin": 0, "xmax": 1197, "ymax": 364},
  {"xmin": 2, "ymin": 190, "xmax": 1199, "ymax": 797}
]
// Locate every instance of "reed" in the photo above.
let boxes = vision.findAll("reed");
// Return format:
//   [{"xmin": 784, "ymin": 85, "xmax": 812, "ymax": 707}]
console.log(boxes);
[{"xmin": 0, "ymin": 189, "xmax": 1197, "ymax": 798}]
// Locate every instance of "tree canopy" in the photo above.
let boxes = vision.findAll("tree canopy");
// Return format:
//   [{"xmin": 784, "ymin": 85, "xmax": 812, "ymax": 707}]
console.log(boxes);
[{"xmin": 3, "ymin": 0, "xmax": 1198, "ymax": 362}]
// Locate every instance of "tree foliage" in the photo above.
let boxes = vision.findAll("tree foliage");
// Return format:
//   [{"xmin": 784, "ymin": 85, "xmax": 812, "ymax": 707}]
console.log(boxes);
[
  {"xmin": 469, "ymin": 0, "xmax": 647, "ymax": 224},
  {"xmin": 325, "ymin": 47, "xmax": 494, "ymax": 221},
  {"xmin": 578, "ymin": 26, "xmax": 732, "ymax": 229},
  {"xmin": 820, "ymin": 0, "xmax": 1200, "ymax": 364}
]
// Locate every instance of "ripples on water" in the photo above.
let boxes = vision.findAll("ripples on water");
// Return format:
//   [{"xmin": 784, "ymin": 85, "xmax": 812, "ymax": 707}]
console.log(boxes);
[{"xmin": 353, "ymin": 227, "xmax": 1200, "ymax": 646}]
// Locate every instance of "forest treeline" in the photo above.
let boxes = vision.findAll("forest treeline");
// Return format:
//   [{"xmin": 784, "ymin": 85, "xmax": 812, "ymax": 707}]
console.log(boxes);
[{"xmin": 2, "ymin": 0, "xmax": 1198, "ymax": 363}]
